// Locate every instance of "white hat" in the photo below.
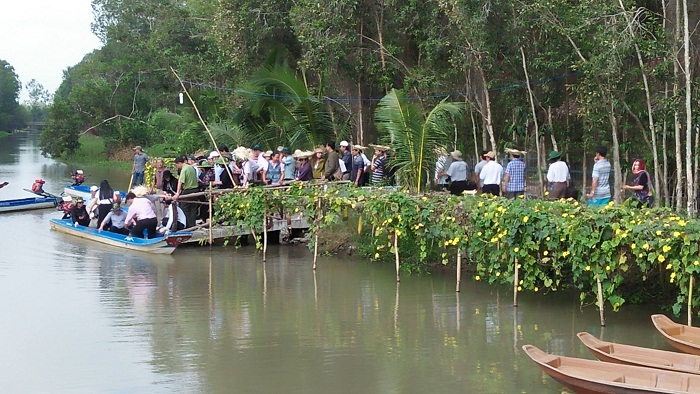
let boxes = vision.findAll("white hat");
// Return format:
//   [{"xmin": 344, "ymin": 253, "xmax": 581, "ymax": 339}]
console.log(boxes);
[
  {"xmin": 62, "ymin": 196, "xmax": 73, "ymax": 202},
  {"xmin": 263, "ymin": 150, "xmax": 273, "ymax": 158},
  {"xmin": 340, "ymin": 140, "xmax": 349, "ymax": 147},
  {"xmin": 76, "ymin": 170, "xmax": 84, "ymax": 174},
  {"xmin": 90, "ymin": 185, "xmax": 99, "ymax": 192},
  {"xmin": 208, "ymin": 151, "xmax": 220, "ymax": 159},
  {"xmin": 131, "ymin": 185, "xmax": 149, "ymax": 198}
]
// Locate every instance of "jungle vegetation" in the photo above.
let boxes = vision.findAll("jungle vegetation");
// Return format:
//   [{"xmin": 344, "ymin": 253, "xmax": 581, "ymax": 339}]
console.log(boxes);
[{"xmin": 37, "ymin": 0, "xmax": 700, "ymax": 212}]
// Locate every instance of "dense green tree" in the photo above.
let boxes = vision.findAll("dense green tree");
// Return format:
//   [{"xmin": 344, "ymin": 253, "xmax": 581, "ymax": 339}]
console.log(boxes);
[{"xmin": 0, "ymin": 59, "xmax": 24, "ymax": 132}]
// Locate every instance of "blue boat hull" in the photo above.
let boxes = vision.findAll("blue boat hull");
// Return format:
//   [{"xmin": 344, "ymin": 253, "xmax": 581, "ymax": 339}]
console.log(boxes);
[
  {"xmin": 49, "ymin": 218, "xmax": 192, "ymax": 255},
  {"xmin": 0, "ymin": 197, "xmax": 58, "ymax": 213}
]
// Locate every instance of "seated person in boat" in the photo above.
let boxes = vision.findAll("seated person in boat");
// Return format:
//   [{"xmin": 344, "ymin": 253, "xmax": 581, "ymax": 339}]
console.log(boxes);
[
  {"xmin": 31, "ymin": 179, "xmax": 45, "ymax": 194},
  {"xmin": 124, "ymin": 186, "xmax": 158, "ymax": 239},
  {"xmin": 158, "ymin": 199, "xmax": 186, "ymax": 234},
  {"xmin": 98, "ymin": 203, "xmax": 129, "ymax": 235},
  {"xmin": 71, "ymin": 170, "xmax": 85, "ymax": 186},
  {"xmin": 71, "ymin": 197, "xmax": 91, "ymax": 227}
]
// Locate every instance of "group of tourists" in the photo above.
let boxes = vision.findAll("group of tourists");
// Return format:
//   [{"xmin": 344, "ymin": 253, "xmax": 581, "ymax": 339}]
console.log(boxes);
[
  {"xmin": 434, "ymin": 145, "xmax": 652, "ymax": 207},
  {"xmin": 135, "ymin": 141, "xmax": 396, "ymax": 230}
]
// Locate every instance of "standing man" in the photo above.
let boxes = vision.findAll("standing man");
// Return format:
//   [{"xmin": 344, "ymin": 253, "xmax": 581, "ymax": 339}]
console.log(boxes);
[
  {"xmin": 480, "ymin": 151, "xmax": 503, "ymax": 196},
  {"xmin": 131, "ymin": 146, "xmax": 149, "ymax": 188},
  {"xmin": 173, "ymin": 156, "xmax": 200, "ymax": 228},
  {"xmin": 546, "ymin": 151, "xmax": 569, "ymax": 199},
  {"xmin": 502, "ymin": 149, "xmax": 526, "ymax": 199},
  {"xmin": 370, "ymin": 144, "xmax": 390, "ymax": 185},
  {"xmin": 473, "ymin": 150, "xmax": 489, "ymax": 192},
  {"xmin": 281, "ymin": 147, "xmax": 296, "ymax": 182},
  {"xmin": 323, "ymin": 141, "xmax": 339, "ymax": 180},
  {"xmin": 586, "ymin": 146, "xmax": 611, "ymax": 206},
  {"xmin": 339, "ymin": 141, "xmax": 352, "ymax": 181},
  {"xmin": 152, "ymin": 158, "xmax": 165, "ymax": 191}
]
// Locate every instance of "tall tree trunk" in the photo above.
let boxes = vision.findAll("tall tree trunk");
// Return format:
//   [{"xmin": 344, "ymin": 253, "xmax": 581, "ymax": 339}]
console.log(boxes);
[
  {"xmin": 547, "ymin": 106, "xmax": 558, "ymax": 152},
  {"xmin": 618, "ymin": 0, "xmax": 661, "ymax": 207},
  {"xmin": 683, "ymin": 0, "xmax": 695, "ymax": 215},
  {"xmin": 521, "ymin": 47, "xmax": 544, "ymax": 197},
  {"xmin": 609, "ymin": 98, "xmax": 623, "ymax": 204},
  {"xmin": 674, "ymin": 0, "xmax": 684, "ymax": 211},
  {"xmin": 477, "ymin": 61, "xmax": 497, "ymax": 154},
  {"xmin": 374, "ymin": 0, "xmax": 388, "ymax": 93},
  {"xmin": 470, "ymin": 108, "xmax": 479, "ymax": 163}
]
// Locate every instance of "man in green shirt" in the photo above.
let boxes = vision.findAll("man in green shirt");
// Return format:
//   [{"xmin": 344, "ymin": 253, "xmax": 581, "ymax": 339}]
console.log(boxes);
[{"xmin": 173, "ymin": 156, "xmax": 200, "ymax": 228}]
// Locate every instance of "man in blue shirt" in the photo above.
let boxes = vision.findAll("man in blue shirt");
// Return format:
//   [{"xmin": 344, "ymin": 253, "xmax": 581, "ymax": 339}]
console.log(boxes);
[
  {"xmin": 586, "ymin": 146, "xmax": 611, "ymax": 206},
  {"xmin": 503, "ymin": 149, "xmax": 526, "ymax": 199}
]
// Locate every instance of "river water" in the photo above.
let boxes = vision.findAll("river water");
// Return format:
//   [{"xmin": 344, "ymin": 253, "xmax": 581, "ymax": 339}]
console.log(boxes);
[{"xmin": 0, "ymin": 131, "xmax": 673, "ymax": 393}]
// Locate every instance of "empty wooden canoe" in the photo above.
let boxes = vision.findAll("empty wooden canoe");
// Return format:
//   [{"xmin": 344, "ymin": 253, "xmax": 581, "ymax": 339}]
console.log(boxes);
[
  {"xmin": 522, "ymin": 344, "xmax": 700, "ymax": 393},
  {"xmin": 578, "ymin": 332, "xmax": 700, "ymax": 375},
  {"xmin": 653, "ymin": 314, "xmax": 700, "ymax": 356}
]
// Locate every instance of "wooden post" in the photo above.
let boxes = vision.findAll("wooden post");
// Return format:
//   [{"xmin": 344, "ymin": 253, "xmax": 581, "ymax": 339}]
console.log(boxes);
[
  {"xmin": 597, "ymin": 276, "xmax": 606, "ymax": 326},
  {"xmin": 313, "ymin": 197, "xmax": 321, "ymax": 270},
  {"xmin": 513, "ymin": 258, "xmax": 519, "ymax": 307},
  {"xmin": 263, "ymin": 208, "xmax": 268, "ymax": 262},
  {"xmin": 688, "ymin": 276, "xmax": 694, "ymax": 326},
  {"xmin": 208, "ymin": 182, "xmax": 213, "ymax": 246},
  {"xmin": 394, "ymin": 231, "xmax": 400, "ymax": 282},
  {"xmin": 456, "ymin": 248, "xmax": 462, "ymax": 292}
]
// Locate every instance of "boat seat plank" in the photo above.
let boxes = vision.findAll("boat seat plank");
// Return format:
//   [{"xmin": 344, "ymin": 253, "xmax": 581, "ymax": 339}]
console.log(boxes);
[{"xmin": 559, "ymin": 366, "xmax": 624, "ymax": 383}]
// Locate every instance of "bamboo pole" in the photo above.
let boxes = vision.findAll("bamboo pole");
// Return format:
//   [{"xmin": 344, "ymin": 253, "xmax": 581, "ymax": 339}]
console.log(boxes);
[
  {"xmin": 394, "ymin": 232, "xmax": 400, "ymax": 282},
  {"xmin": 127, "ymin": 172, "xmax": 134, "ymax": 192},
  {"xmin": 208, "ymin": 182, "xmax": 213, "ymax": 246},
  {"xmin": 313, "ymin": 197, "xmax": 321, "ymax": 270},
  {"xmin": 263, "ymin": 208, "xmax": 268, "ymax": 262},
  {"xmin": 456, "ymin": 248, "xmax": 462, "ymax": 292},
  {"xmin": 597, "ymin": 276, "xmax": 606, "ymax": 326},
  {"xmin": 688, "ymin": 276, "xmax": 694, "ymax": 326},
  {"xmin": 513, "ymin": 258, "xmax": 519, "ymax": 307}
]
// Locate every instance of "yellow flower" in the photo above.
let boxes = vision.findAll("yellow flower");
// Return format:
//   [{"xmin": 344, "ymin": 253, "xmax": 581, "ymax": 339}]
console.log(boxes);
[
  {"xmin": 546, "ymin": 237, "xmax": 551, "ymax": 241},
  {"xmin": 670, "ymin": 272, "xmax": 676, "ymax": 279},
  {"xmin": 605, "ymin": 265, "xmax": 611, "ymax": 271},
  {"xmin": 662, "ymin": 245, "xmax": 671, "ymax": 253},
  {"xmin": 658, "ymin": 254, "xmax": 666, "ymax": 262},
  {"xmin": 673, "ymin": 231, "xmax": 681, "ymax": 237},
  {"xmin": 444, "ymin": 241, "xmax": 450, "ymax": 247},
  {"xmin": 374, "ymin": 253, "xmax": 380, "ymax": 259},
  {"xmin": 631, "ymin": 243, "xmax": 636, "ymax": 250},
  {"xmin": 475, "ymin": 275, "xmax": 481, "ymax": 281},
  {"xmin": 517, "ymin": 286, "xmax": 522, "ymax": 291},
  {"xmin": 666, "ymin": 263, "xmax": 672, "ymax": 269},
  {"xmin": 694, "ymin": 261, "xmax": 699, "ymax": 266},
  {"xmin": 514, "ymin": 247, "xmax": 520, "ymax": 253},
  {"xmin": 585, "ymin": 265, "xmax": 591, "ymax": 271},
  {"xmin": 523, "ymin": 216, "xmax": 529, "ymax": 223},
  {"xmin": 642, "ymin": 243, "xmax": 650, "ymax": 250},
  {"xmin": 495, "ymin": 272, "xmax": 501, "ymax": 277},
  {"xmin": 543, "ymin": 251, "xmax": 549, "ymax": 256},
  {"xmin": 477, "ymin": 231, "xmax": 482, "ymax": 237},
  {"xmin": 534, "ymin": 287, "xmax": 539, "ymax": 292},
  {"xmin": 562, "ymin": 251, "xmax": 571, "ymax": 258},
  {"xmin": 656, "ymin": 230, "xmax": 662, "ymax": 235},
  {"xmin": 478, "ymin": 201, "xmax": 484, "ymax": 207},
  {"xmin": 453, "ymin": 237, "xmax": 460, "ymax": 244},
  {"xmin": 422, "ymin": 196, "xmax": 428, "ymax": 201}
]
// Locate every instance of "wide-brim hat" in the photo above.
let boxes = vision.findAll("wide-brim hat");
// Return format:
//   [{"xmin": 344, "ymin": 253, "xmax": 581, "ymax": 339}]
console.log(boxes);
[
  {"xmin": 352, "ymin": 145, "xmax": 367, "ymax": 151},
  {"xmin": 485, "ymin": 151, "xmax": 496, "ymax": 159},
  {"xmin": 548, "ymin": 150, "xmax": 562, "ymax": 160},
  {"xmin": 233, "ymin": 146, "xmax": 250, "ymax": 161},
  {"xmin": 295, "ymin": 151, "xmax": 313, "ymax": 159},
  {"xmin": 208, "ymin": 151, "xmax": 220, "ymax": 159},
  {"xmin": 75, "ymin": 197, "xmax": 84, "ymax": 203},
  {"xmin": 451, "ymin": 150, "xmax": 462, "ymax": 160},
  {"xmin": 199, "ymin": 160, "xmax": 213, "ymax": 168},
  {"xmin": 505, "ymin": 148, "xmax": 527, "ymax": 156},
  {"xmin": 369, "ymin": 144, "xmax": 391, "ymax": 151},
  {"xmin": 132, "ymin": 185, "xmax": 150, "ymax": 197},
  {"xmin": 313, "ymin": 147, "xmax": 324, "ymax": 154}
]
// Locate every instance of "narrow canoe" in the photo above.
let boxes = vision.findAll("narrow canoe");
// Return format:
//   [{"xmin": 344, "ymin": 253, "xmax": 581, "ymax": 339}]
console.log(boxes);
[
  {"xmin": 578, "ymin": 332, "xmax": 700, "ymax": 375},
  {"xmin": 652, "ymin": 314, "xmax": 700, "ymax": 356},
  {"xmin": 50, "ymin": 218, "xmax": 192, "ymax": 255},
  {"xmin": 0, "ymin": 196, "xmax": 58, "ymax": 213},
  {"xmin": 523, "ymin": 344, "xmax": 700, "ymax": 393}
]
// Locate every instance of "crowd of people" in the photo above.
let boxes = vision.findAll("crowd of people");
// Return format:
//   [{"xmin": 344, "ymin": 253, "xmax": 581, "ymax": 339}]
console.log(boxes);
[{"xmin": 62, "ymin": 141, "xmax": 653, "ymax": 239}]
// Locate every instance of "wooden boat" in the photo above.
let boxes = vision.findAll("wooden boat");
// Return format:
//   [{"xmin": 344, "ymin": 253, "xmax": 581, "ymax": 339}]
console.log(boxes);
[
  {"xmin": 522, "ymin": 344, "xmax": 700, "ymax": 393},
  {"xmin": 63, "ymin": 185, "xmax": 127, "ymax": 200},
  {"xmin": 653, "ymin": 314, "xmax": 700, "ymax": 356},
  {"xmin": 578, "ymin": 332, "xmax": 700, "ymax": 375},
  {"xmin": 0, "ymin": 196, "xmax": 59, "ymax": 213},
  {"xmin": 50, "ymin": 218, "xmax": 192, "ymax": 255}
]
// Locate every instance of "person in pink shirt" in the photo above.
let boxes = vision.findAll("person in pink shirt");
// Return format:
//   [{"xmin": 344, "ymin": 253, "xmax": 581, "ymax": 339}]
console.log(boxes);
[{"xmin": 125, "ymin": 186, "xmax": 158, "ymax": 239}]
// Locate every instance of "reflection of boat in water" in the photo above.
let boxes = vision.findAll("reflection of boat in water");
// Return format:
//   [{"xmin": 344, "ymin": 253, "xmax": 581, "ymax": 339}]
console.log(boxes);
[
  {"xmin": 652, "ymin": 314, "xmax": 700, "ymax": 356},
  {"xmin": 522, "ymin": 344, "xmax": 700, "ymax": 393},
  {"xmin": 0, "ymin": 196, "xmax": 59, "ymax": 213},
  {"xmin": 50, "ymin": 218, "xmax": 192, "ymax": 255},
  {"xmin": 578, "ymin": 331, "xmax": 700, "ymax": 375}
]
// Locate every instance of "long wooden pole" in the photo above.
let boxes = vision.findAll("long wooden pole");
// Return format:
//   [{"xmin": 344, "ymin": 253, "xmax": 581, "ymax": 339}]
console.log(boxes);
[
  {"xmin": 597, "ymin": 276, "xmax": 606, "ymax": 326},
  {"xmin": 394, "ymin": 232, "xmax": 400, "ymax": 282},
  {"xmin": 456, "ymin": 248, "xmax": 461, "ymax": 292},
  {"xmin": 513, "ymin": 258, "xmax": 519, "ymax": 307},
  {"xmin": 263, "ymin": 208, "xmax": 268, "ymax": 262},
  {"xmin": 688, "ymin": 276, "xmax": 694, "ymax": 326},
  {"xmin": 208, "ymin": 182, "xmax": 213, "ymax": 246},
  {"xmin": 313, "ymin": 197, "xmax": 321, "ymax": 270}
]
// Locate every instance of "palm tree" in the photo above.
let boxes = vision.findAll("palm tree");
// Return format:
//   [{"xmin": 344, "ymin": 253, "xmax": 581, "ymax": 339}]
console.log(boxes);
[
  {"xmin": 232, "ymin": 64, "xmax": 338, "ymax": 150},
  {"xmin": 375, "ymin": 89, "xmax": 464, "ymax": 193}
]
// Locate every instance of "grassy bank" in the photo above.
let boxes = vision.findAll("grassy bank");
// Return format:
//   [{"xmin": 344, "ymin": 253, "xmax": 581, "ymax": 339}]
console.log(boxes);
[{"xmin": 0, "ymin": 131, "xmax": 10, "ymax": 138}]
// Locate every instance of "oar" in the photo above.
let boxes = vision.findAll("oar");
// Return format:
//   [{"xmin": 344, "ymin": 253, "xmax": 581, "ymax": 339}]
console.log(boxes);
[
  {"xmin": 127, "ymin": 172, "xmax": 134, "ymax": 192},
  {"xmin": 23, "ymin": 188, "xmax": 60, "ymax": 199}
]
